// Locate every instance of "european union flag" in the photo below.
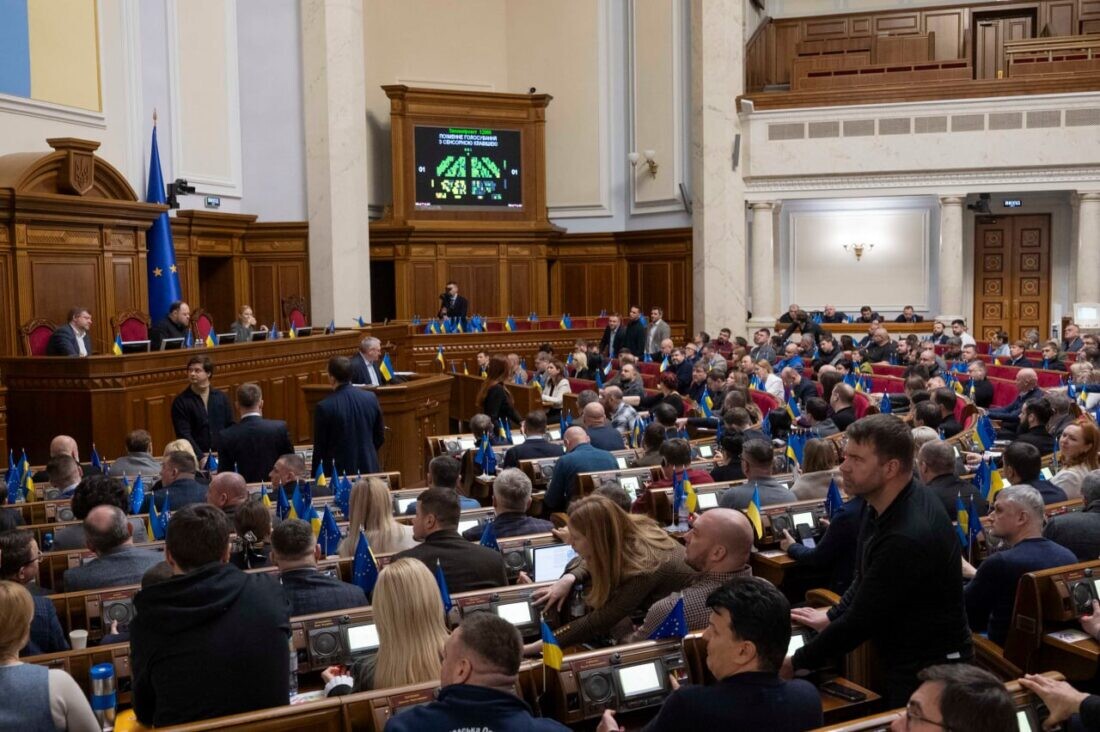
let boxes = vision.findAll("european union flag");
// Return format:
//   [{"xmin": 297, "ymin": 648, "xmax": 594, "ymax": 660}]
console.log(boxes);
[
  {"xmin": 879, "ymin": 392, "xmax": 892, "ymax": 414},
  {"xmin": 149, "ymin": 501, "xmax": 167, "ymax": 540},
  {"xmin": 559, "ymin": 313, "xmax": 573, "ymax": 330},
  {"xmin": 184, "ymin": 330, "xmax": 193, "ymax": 348},
  {"xmin": 6, "ymin": 466, "xmax": 20, "ymax": 506},
  {"xmin": 129, "ymin": 475, "xmax": 145, "ymax": 516},
  {"xmin": 91, "ymin": 445, "xmax": 102, "ymax": 472},
  {"xmin": 435, "ymin": 559, "xmax": 453, "ymax": 612},
  {"xmin": 318, "ymin": 505, "xmax": 341, "ymax": 556},
  {"xmin": 474, "ymin": 435, "xmax": 497, "ymax": 476},
  {"xmin": 479, "ymin": 520, "xmax": 499, "ymax": 550},
  {"xmin": 595, "ymin": 367, "xmax": 604, "ymax": 389},
  {"xmin": 352, "ymin": 531, "xmax": 379, "ymax": 596},
  {"xmin": 145, "ymin": 123, "xmax": 182, "ymax": 323},
  {"xmin": 648, "ymin": 595, "xmax": 688, "ymax": 640},
  {"xmin": 824, "ymin": 479, "xmax": 843, "ymax": 519},
  {"xmin": 276, "ymin": 486, "xmax": 291, "ymax": 521},
  {"xmin": 976, "ymin": 415, "xmax": 997, "ymax": 451},
  {"xmin": 326, "ymin": 318, "xmax": 336, "ymax": 334},
  {"xmin": 206, "ymin": 451, "xmax": 218, "ymax": 473},
  {"xmin": 968, "ymin": 495, "xmax": 983, "ymax": 546},
  {"xmin": 972, "ymin": 459, "xmax": 991, "ymax": 499},
  {"xmin": 334, "ymin": 474, "xmax": 353, "ymax": 517}
]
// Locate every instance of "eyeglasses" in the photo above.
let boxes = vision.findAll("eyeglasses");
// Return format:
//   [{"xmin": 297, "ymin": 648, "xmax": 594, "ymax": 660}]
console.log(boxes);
[
  {"xmin": 22, "ymin": 554, "xmax": 41, "ymax": 567},
  {"xmin": 903, "ymin": 703, "xmax": 951, "ymax": 730}
]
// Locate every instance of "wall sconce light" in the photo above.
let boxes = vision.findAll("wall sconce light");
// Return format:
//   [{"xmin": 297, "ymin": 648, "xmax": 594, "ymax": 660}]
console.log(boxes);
[
  {"xmin": 628, "ymin": 149, "xmax": 658, "ymax": 178},
  {"xmin": 843, "ymin": 242, "xmax": 875, "ymax": 261}
]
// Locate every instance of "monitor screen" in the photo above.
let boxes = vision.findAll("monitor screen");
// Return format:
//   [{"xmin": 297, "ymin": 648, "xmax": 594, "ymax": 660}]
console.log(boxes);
[
  {"xmin": 1016, "ymin": 710, "xmax": 1033, "ymax": 732},
  {"xmin": 414, "ymin": 126, "xmax": 522, "ymax": 209},
  {"xmin": 511, "ymin": 435, "xmax": 526, "ymax": 445},
  {"xmin": 396, "ymin": 497, "xmax": 418, "ymax": 514},
  {"xmin": 788, "ymin": 633, "xmax": 805, "ymax": 656},
  {"xmin": 791, "ymin": 511, "xmax": 815, "ymax": 529},
  {"xmin": 216, "ymin": 332, "xmax": 237, "ymax": 344},
  {"xmin": 457, "ymin": 519, "xmax": 479, "ymax": 535},
  {"xmin": 346, "ymin": 623, "xmax": 379, "ymax": 653},
  {"xmin": 548, "ymin": 428, "xmax": 561, "ymax": 440},
  {"xmin": 615, "ymin": 662, "xmax": 664, "ymax": 699},
  {"xmin": 458, "ymin": 438, "xmax": 476, "ymax": 450},
  {"xmin": 160, "ymin": 337, "xmax": 184, "ymax": 351},
  {"xmin": 698, "ymin": 445, "xmax": 713, "ymax": 458},
  {"xmin": 532, "ymin": 544, "xmax": 578, "ymax": 583},
  {"xmin": 620, "ymin": 475, "xmax": 640, "ymax": 500},
  {"xmin": 616, "ymin": 457, "xmax": 628, "ymax": 470},
  {"xmin": 495, "ymin": 600, "xmax": 533, "ymax": 626},
  {"xmin": 696, "ymin": 492, "xmax": 718, "ymax": 510},
  {"xmin": 250, "ymin": 331, "xmax": 269, "ymax": 342}
]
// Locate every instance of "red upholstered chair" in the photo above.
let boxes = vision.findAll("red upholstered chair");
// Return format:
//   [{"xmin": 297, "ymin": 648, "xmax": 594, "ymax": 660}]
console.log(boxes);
[
  {"xmin": 193, "ymin": 309, "xmax": 214, "ymax": 341},
  {"xmin": 111, "ymin": 311, "xmax": 151, "ymax": 342},
  {"xmin": 281, "ymin": 295, "xmax": 308, "ymax": 331},
  {"xmin": 20, "ymin": 318, "xmax": 57, "ymax": 356},
  {"xmin": 749, "ymin": 390, "xmax": 780, "ymax": 416},
  {"xmin": 989, "ymin": 378, "xmax": 1021, "ymax": 408},
  {"xmin": 637, "ymin": 362, "xmax": 660, "ymax": 377},
  {"xmin": 853, "ymin": 391, "xmax": 873, "ymax": 418}
]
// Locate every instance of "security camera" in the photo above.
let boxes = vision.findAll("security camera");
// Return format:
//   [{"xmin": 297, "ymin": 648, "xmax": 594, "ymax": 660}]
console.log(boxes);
[
  {"xmin": 166, "ymin": 178, "xmax": 196, "ymax": 209},
  {"xmin": 967, "ymin": 193, "xmax": 992, "ymax": 214}
]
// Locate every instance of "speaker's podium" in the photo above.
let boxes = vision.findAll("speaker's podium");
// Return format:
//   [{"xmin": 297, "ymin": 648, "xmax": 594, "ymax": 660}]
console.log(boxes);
[{"xmin": 302, "ymin": 373, "xmax": 452, "ymax": 487}]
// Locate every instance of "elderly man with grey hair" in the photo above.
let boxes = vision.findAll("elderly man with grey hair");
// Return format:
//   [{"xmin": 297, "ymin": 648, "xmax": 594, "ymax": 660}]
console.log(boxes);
[
  {"xmin": 1044, "ymin": 470, "xmax": 1100, "ymax": 561},
  {"xmin": 62, "ymin": 505, "xmax": 164, "ymax": 591},
  {"xmin": 962, "ymin": 485, "xmax": 1077, "ymax": 646},
  {"xmin": 462, "ymin": 468, "xmax": 553, "ymax": 541},
  {"xmin": 350, "ymin": 335, "xmax": 385, "ymax": 386}
]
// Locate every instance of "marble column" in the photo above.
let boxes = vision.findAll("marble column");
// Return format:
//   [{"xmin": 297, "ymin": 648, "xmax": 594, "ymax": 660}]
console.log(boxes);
[
  {"xmin": 1076, "ymin": 192, "xmax": 1100, "ymax": 304},
  {"xmin": 937, "ymin": 195, "xmax": 966, "ymax": 323},
  {"xmin": 691, "ymin": 0, "xmax": 747, "ymax": 337},
  {"xmin": 748, "ymin": 201, "xmax": 779, "ymax": 328},
  {"xmin": 301, "ymin": 0, "xmax": 371, "ymax": 325}
]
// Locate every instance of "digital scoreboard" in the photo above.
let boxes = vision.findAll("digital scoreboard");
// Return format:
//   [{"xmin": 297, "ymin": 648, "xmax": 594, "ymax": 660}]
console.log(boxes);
[{"xmin": 414, "ymin": 126, "xmax": 522, "ymax": 209}]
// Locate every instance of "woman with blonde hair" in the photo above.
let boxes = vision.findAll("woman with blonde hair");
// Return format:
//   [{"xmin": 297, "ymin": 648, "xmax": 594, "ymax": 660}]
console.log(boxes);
[
  {"xmin": 0, "ymin": 581, "xmax": 99, "ymax": 730},
  {"xmin": 163, "ymin": 438, "xmax": 196, "ymax": 461},
  {"xmin": 528, "ymin": 495, "xmax": 692, "ymax": 651},
  {"xmin": 338, "ymin": 478, "xmax": 416, "ymax": 556},
  {"xmin": 230, "ymin": 304, "xmax": 267, "ymax": 342},
  {"xmin": 1052, "ymin": 421, "xmax": 1100, "ymax": 500},
  {"xmin": 791, "ymin": 438, "xmax": 841, "ymax": 500},
  {"xmin": 322, "ymin": 558, "xmax": 449, "ymax": 694}
]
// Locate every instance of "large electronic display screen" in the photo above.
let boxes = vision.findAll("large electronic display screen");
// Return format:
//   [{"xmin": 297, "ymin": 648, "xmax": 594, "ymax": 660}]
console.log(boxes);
[{"xmin": 414, "ymin": 126, "xmax": 522, "ymax": 209}]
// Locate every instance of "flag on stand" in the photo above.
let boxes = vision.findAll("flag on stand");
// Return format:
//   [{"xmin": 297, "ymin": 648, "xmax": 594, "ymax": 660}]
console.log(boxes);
[{"xmin": 145, "ymin": 117, "xmax": 182, "ymax": 323}]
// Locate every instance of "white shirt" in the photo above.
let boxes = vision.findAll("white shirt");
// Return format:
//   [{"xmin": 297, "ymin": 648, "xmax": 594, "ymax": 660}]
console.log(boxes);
[
  {"xmin": 959, "ymin": 332, "xmax": 976, "ymax": 347},
  {"xmin": 72, "ymin": 324, "xmax": 87, "ymax": 357}
]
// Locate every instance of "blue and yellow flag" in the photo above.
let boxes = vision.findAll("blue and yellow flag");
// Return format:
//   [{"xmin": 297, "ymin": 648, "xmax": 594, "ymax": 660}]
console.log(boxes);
[
  {"xmin": 276, "ymin": 486, "xmax": 290, "ymax": 521},
  {"xmin": 356, "ymin": 316, "xmax": 367, "ymax": 328},
  {"xmin": 976, "ymin": 415, "xmax": 997, "ymax": 452},
  {"xmin": 660, "ymin": 355, "xmax": 670, "ymax": 372},
  {"xmin": 436, "ymin": 346, "xmax": 446, "ymax": 369},
  {"xmin": 955, "ymin": 494, "xmax": 969, "ymax": 547},
  {"xmin": 648, "ymin": 595, "xmax": 688, "ymax": 640},
  {"xmin": 968, "ymin": 495, "xmax": 983, "ymax": 546},
  {"xmin": 541, "ymin": 621, "xmax": 563, "ymax": 670},
  {"xmin": 746, "ymin": 486, "xmax": 763, "ymax": 538},
  {"xmin": 206, "ymin": 451, "xmax": 218, "ymax": 473},
  {"xmin": 785, "ymin": 396, "xmax": 801, "ymax": 420},
  {"xmin": 352, "ymin": 531, "xmax": 379, "ymax": 596},
  {"xmin": 505, "ymin": 316, "xmax": 516, "ymax": 332},
  {"xmin": 379, "ymin": 353, "xmax": 394, "ymax": 382},
  {"xmin": 988, "ymin": 466, "xmax": 1005, "ymax": 504},
  {"xmin": 112, "ymin": 334, "xmax": 124, "ymax": 355},
  {"xmin": 204, "ymin": 330, "xmax": 219, "ymax": 348},
  {"xmin": 701, "ymin": 389, "xmax": 714, "ymax": 418},
  {"xmin": 559, "ymin": 313, "xmax": 573, "ymax": 330},
  {"xmin": 288, "ymin": 322, "xmax": 298, "ymax": 339},
  {"xmin": 260, "ymin": 483, "xmax": 273, "ymax": 509}
]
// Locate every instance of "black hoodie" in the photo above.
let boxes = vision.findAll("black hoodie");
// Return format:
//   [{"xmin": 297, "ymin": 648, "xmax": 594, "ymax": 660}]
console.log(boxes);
[{"xmin": 131, "ymin": 562, "xmax": 291, "ymax": 727}]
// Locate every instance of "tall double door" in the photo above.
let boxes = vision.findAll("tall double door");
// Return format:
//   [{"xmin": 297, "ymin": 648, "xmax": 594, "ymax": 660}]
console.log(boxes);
[{"xmin": 973, "ymin": 214, "xmax": 1051, "ymax": 343}]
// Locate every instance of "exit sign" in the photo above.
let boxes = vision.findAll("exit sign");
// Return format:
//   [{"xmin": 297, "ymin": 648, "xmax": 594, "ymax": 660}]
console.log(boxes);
[{"xmin": 1004, "ymin": 199, "xmax": 1022, "ymax": 208}]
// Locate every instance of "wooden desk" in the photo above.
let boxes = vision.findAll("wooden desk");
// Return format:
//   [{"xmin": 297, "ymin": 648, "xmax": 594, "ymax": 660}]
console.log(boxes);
[
  {"xmin": 403, "ymin": 327, "xmax": 605, "ymax": 373},
  {"xmin": 1, "ymin": 330, "xmax": 365, "ymax": 463},
  {"xmin": 302, "ymin": 374, "xmax": 452, "ymax": 486},
  {"xmin": 449, "ymin": 372, "xmax": 543, "ymax": 427}
]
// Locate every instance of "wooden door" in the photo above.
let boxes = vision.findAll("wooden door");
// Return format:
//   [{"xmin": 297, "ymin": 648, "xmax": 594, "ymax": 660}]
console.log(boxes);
[
  {"xmin": 973, "ymin": 214, "xmax": 1051, "ymax": 342},
  {"xmin": 974, "ymin": 14, "xmax": 1034, "ymax": 79}
]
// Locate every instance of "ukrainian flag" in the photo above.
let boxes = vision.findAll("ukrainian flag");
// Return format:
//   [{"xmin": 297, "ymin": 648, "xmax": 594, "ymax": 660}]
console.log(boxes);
[
  {"xmin": 785, "ymin": 396, "xmax": 801, "ymax": 420},
  {"xmin": 683, "ymin": 475, "xmax": 698, "ymax": 513},
  {"xmin": 505, "ymin": 316, "xmax": 516, "ymax": 332},
  {"xmin": 541, "ymin": 621, "xmax": 563, "ymax": 671},
  {"xmin": 436, "ymin": 346, "xmax": 445, "ymax": 369},
  {"xmin": 955, "ymin": 494, "xmax": 969, "ymax": 547},
  {"xmin": 204, "ymin": 330, "xmax": 219, "ymax": 348},
  {"xmin": 288, "ymin": 322, "xmax": 298, "ymax": 339},
  {"xmin": 746, "ymin": 486, "xmax": 763, "ymax": 538},
  {"xmin": 260, "ymin": 484, "xmax": 273, "ymax": 509},
  {"xmin": 988, "ymin": 467, "xmax": 1005, "ymax": 503},
  {"xmin": 463, "ymin": 361, "xmax": 469, "ymax": 376},
  {"xmin": 379, "ymin": 353, "xmax": 394, "ymax": 382},
  {"xmin": 112, "ymin": 334, "xmax": 123, "ymax": 356},
  {"xmin": 660, "ymin": 355, "xmax": 670, "ymax": 371},
  {"xmin": 559, "ymin": 313, "xmax": 573, "ymax": 330}
]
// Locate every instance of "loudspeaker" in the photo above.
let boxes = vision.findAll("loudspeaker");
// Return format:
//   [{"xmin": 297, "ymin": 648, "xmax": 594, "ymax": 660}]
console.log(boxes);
[{"xmin": 732, "ymin": 134, "xmax": 741, "ymax": 171}]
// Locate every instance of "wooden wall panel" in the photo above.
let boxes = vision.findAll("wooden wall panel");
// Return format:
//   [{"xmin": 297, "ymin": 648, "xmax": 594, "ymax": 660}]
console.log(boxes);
[
  {"xmin": 771, "ymin": 21, "xmax": 802, "ymax": 85},
  {"xmin": 803, "ymin": 17, "xmax": 848, "ymax": 38},
  {"xmin": 30, "ymin": 259, "xmax": 98, "ymax": 326},
  {"xmin": 1081, "ymin": 0, "xmax": 1100, "ymax": 19},
  {"xmin": 249, "ymin": 263, "xmax": 276, "ymax": 327},
  {"xmin": 410, "ymin": 261, "xmax": 440, "ymax": 319},
  {"xmin": 447, "ymin": 261, "xmax": 500, "ymax": 315},
  {"xmin": 113, "ymin": 260, "xmax": 136, "ymax": 313},
  {"xmin": 924, "ymin": 10, "xmax": 967, "ymax": 59},
  {"xmin": 1043, "ymin": 1, "xmax": 1077, "ymax": 35},
  {"xmin": 508, "ymin": 261, "xmax": 533, "ymax": 316}
]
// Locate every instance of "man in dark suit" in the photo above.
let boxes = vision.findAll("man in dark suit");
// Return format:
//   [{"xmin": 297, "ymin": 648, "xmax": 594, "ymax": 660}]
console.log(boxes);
[
  {"xmin": 1011, "ymin": 398, "xmax": 1057, "ymax": 455},
  {"xmin": 62, "ymin": 505, "xmax": 164, "ymax": 591},
  {"xmin": 438, "ymin": 281, "xmax": 469, "ymax": 322},
  {"xmin": 272, "ymin": 519, "xmax": 366, "ymax": 616},
  {"xmin": 1044, "ymin": 472, "xmax": 1100, "ymax": 560},
  {"xmin": 622, "ymin": 305, "xmax": 647, "ymax": 358},
  {"xmin": 989, "ymin": 369, "xmax": 1043, "ymax": 435},
  {"xmin": 916, "ymin": 441, "xmax": 987, "ymax": 520},
  {"xmin": 461, "ymin": 468, "xmax": 554, "ymax": 541},
  {"xmin": 0, "ymin": 530, "xmax": 69, "ymax": 656},
  {"xmin": 894, "ymin": 305, "xmax": 924, "ymax": 323},
  {"xmin": 205, "ymin": 472, "xmax": 252, "ymax": 520},
  {"xmin": 1006, "ymin": 340, "xmax": 1034, "ymax": 368},
  {"xmin": 269, "ymin": 453, "xmax": 325, "ymax": 497},
  {"xmin": 350, "ymin": 335, "xmax": 386, "ymax": 386},
  {"xmin": 311, "ymin": 356, "xmax": 385, "ymax": 477},
  {"xmin": 171, "ymin": 354, "xmax": 234, "ymax": 459},
  {"xmin": 502, "ymin": 410, "xmax": 563, "ymax": 468},
  {"xmin": 581, "ymin": 402, "xmax": 625, "ymax": 451},
  {"xmin": 931, "ymin": 388, "xmax": 963, "ymax": 439},
  {"xmin": 149, "ymin": 300, "xmax": 192, "ymax": 351},
  {"xmin": 830, "ymin": 383, "xmax": 857, "ymax": 432},
  {"xmin": 395, "ymin": 487, "xmax": 508, "ymax": 593},
  {"xmin": 543, "ymin": 427, "xmax": 618, "ymax": 515},
  {"xmin": 965, "ymin": 361, "xmax": 995, "ymax": 409},
  {"xmin": 598, "ymin": 313, "xmax": 625, "ymax": 357},
  {"xmin": 30, "ymin": 434, "xmax": 103, "ymax": 485},
  {"xmin": 46, "ymin": 306, "xmax": 94, "ymax": 356},
  {"xmin": 216, "ymin": 383, "xmax": 294, "ymax": 483},
  {"xmin": 1003, "ymin": 442, "xmax": 1067, "ymax": 505},
  {"xmin": 146, "ymin": 451, "xmax": 208, "ymax": 512}
]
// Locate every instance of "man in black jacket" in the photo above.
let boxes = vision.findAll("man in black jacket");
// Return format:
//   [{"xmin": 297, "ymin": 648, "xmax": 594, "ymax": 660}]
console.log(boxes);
[
  {"xmin": 989, "ymin": 368, "xmax": 1042, "ymax": 435},
  {"xmin": 349, "ymin": 335, "xmax": 386, "ymax": 386},
  {"xmin": 598, "ymin": 313, "xmax": 625, "ymax": 357},
  {"xmin": 894, "ymin": 305, "xmax": 924, "ymax": 323},
  {"xmin": 216, "ymin": 383, "xmax": 294, "ymax": 482},
  {"xmin": 131, "ymin": 504, "xmax": 290, "ymax": 727},
  {"xmin": 622, "ymin": 305, "xmax": 647, "ymax": 358},
  {"xmin": 932, "ymin": 388, "xmax": 963, "ymax": 438},
  {"xmin": 146, "ymin": 451, "xmax": 209, "ymax": 513},
  {"xmin": 45, "ymin": 306, "xmax": 94, "ymax": 356},
  {"xmin": 502, "ymin": 410, "xmax": 563, "ymax": 468},
  {"xmin": 965, "ymin": 361, "xmax": 995, "ymax": 409},
  {"xmin": 438, "ymin": 281, "xmax": 469, "ymax": 323},
  {"xmin": 171, "ymin": 354, "xmax": 234, "ymax": 459},
  {"xmin": 784, "ymin": 414, "xmax": 972, "ymax": 706},
  {"xmin": 272, "ymin": 519, "xmax": 366, "ymax": 615},
  {"xmin": 395, "ymin": 486, "xmax": 508, "ymax": 592},
  {"xmin": 1011, "ymin": 398, "xmax": 1057, "ymax": 455},
  {"xmin": 916, "ymin": 441, "xmax": 987, "ymax": 519},
  {"xmin": 150, "ymin": 300, "xmax": 192, "ymax": 351},
  {"xmin": 311, "ymin": 356, "xmax": 385, "ymax": 477}
]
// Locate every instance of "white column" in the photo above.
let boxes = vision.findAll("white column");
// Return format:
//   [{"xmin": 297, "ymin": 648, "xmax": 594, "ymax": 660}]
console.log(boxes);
[
  {"xmin": 301, "ymin": 0, "xmax": 371, "ymax": 325},
  {"xmin": 1076, "ymin": 192, "xmax": 1100, "ymax": 304},
  {"xmin": 748, "ymin": 201, "xmax": 779, "ymax": 327},
  {"xmin": 691, "ymin": 0, "xmax": 747, "ymax": 337},
  {"xmin": 937, "ymin": 195, "xmax": 966, "ymax": 323}
]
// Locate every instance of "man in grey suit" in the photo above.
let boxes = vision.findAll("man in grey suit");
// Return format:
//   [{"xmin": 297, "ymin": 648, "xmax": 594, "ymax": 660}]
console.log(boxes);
[
  {"xmin": 645, "ymin": 306, "xmax": 672, "ymax": 360},
  {"xmin": 63, "ymin": 505, "xmax": 163, "ymax": 591},
  {"xmin": 1044, "ymin": 470, "xmax": 1100, "ymax": 561},
  {"xmin": 719, "ymin": 439, "xmax": 793, "ymax": 510},
  {"xmin": 110, "ymin": 430, "xmax": 162, "ymax": 478}
]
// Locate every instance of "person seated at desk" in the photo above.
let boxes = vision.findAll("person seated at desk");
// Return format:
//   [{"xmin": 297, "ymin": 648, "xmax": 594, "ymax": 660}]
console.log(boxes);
[
  {"xmin": 1010, "ymin": 397, "xmax": 1057, "ymax": 455},
  {"xmin": 1044, "ymin": 470, "xmax": 1100, "ymax": 561},
  {"xmin": 30, "ymin": 435, "xmax": 102, "ymax": 485},
  {"xmin": 1039, "ymin": 340, "xmax": 1068, "ymax": 372},
  {"xmin": 229, "ymin": 499, "xmax": 273, "ymax": 570},
  {"xmin": 110, "ymin": 429, "xmax": 161, "ymax": 478},
  {"xmin": 932, "ymin": 388, "xmax": 963, "ymax": 439},
  {"xmin": 45, "ymin": 306, "xmax": 93, "ymax": 356},
  {"xmin": 802, "ymin": 397, "xmax": 838, "ymax": 439},
  {"xmin": 62, "ymin": 505, "xmax": 163, "ymax": 592},
  {"xmin": 44, "ymin": 455, "xmax": 82, "ymax": 500},
  {"xmin": 229, "ymin": 303, "xmax": 266, "ymax": 343},
  {"xmin": 205, "ymin": 471, "xmax": 250, "ymax": 520},
  {"xmin": 710, "ymin": 430, "xmax": 746, "ymax": 484},
  {"xmin": 0, "ymin": 530, "xmax": 68, "ymax": 656},
  {"xmin": 790, "ymin": 438, "xmax": 841, "ymax": 501},
  {"xmin": 52, "ymin": 476, "xmax": 149, "ymax": 550},
  {"xmin": 149, "ymin": 299, "xmax": 191, "ymax": 351},
  {"xmin": 272, "ymin": 518, "xmax": 365, "ymax": 616},
  {"xmin": 599, "ymin": 577, "xmax": 822, "ymax": 732},
  {"xmin": 632, "ymin": 437, "xmax": 714, "ymax": 516},
  {"xmin": 268, "ymin": 452, "xmax": 321, "ymax": 496},
  {"xmin": 1051, "ymin": 421, "xmax": 1100, "ymax": 500},
  {"xmin": 895, "ymin": 304, "xmax": 924, "ymax": 324},
  {"xmin": 462, "ymin": 468, "xmax": 553, "ymax": 541},
  {"xmin": 145, "ymin": 450, "xmax": 208, "ymax": 513},
  {"xmin": 581, "ymin": 402, "xmax": 625, "ymax": 452},
  {"xmin": 540, "ymin": 359, "xmax": 572, "ymax": 417},
  {"xmin": 502, "ymin": 410, "xmax": 562, "ymax": 468},
  {"xmin": 830, "ymin": 383, "xmax": 857, "ymax": 432},
  {"xmin": 965, "ymin": 360, "xmax": 995, "ymax": 409},
  {"xmin": 543, "ymin": 427, "xmax": 618, "ymax": 516},
  {"xmin": 898, "ymin": 664, "xmax": 1016, "ymax": 732},
  {"xmin": 610, "ymin": 361, "xmax": 647, "ymax": 403},
  {"xmin": 395, "ymin": 487, "xmax": 507, "ymax": 593},
  {"xmin": 171, "ymin": 354, "xmax": 234, "ymax": 461},
  {"xmin": 912, "ymin": 401, "xmax": 943, "ymax": 433},
  {"xmin": 477, "ymin": 355, "xmax": 524, "ymax": 427},
  {"xmin": 1001, "ymin": 442, "xmax": 1067, "ymax": 505},
  {"xmin": 0, "ymin": 581, "xmax": 100, "ymax": 731},
  {"xmin": 989, "ymin": 369, "xmax": 1043, "ymax": 436},
  {"xmin": 528, "ymin": 495, "xmax": 692, "ymax": 651},
  {"xmin": 962, "ymin": 485, "xmax": 1076, "ymax": 647},
  {"xmin": 340, "ymin": 476, "xmax": 418, "ymax": 555},
  {"xmin": 405, "ymin": 455, "xmax": 482, "ymax": 516},
  {"xmin": 322, "ymin": 558, "xmax": 449, "ymax": 697},
  {"xmin": 719, "ymin": 439, "xmax": 793, "ymax": 510},
  {"xmin": 634, "ymin": 423, "xmax": 667, "ymax": 468},
  {"xmin": 916, "ymin": 441, "xmax": 987, "ymax": 520}
]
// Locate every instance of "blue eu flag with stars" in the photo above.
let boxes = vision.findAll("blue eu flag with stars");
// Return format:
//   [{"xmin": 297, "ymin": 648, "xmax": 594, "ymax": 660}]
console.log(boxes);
[
  {"xmin": 648, "ymin": 595, "xmax": 688, "ymax": 640},
  {"xmin": 145, "ymin": 123, "xmax": 182, "ymax": 323}
]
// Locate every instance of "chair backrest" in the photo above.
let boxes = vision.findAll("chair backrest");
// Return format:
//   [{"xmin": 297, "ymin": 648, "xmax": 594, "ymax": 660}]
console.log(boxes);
[
  {"xmin": 111, "ymin": 310, "xmax": 150, "ymax": 342},
  {"xmin": 282, "ymin": 295, "xmax": 308, "ymax": 330},
  {"xmin": 21, "ymin": 318, "xmax": 57, "ymax": 356},
  {"xmin": 852, "ymin": 391, "xmax": 872, "ymax": 418},
  {"xmin": 749, "ymin": 389, "xmax": 780, "ymax": 416},
  {"xmin": 193, "ymin": 309, "xmax": 214, "ymax": 340},
  {"xmin": 989, "ymin": 378, "xmax": 1022, "ymax": 408}
]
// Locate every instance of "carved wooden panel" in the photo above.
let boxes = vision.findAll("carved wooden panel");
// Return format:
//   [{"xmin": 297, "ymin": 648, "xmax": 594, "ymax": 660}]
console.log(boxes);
[
  {"xmin": 923, "ymin": 9, "xmax": 967, "ymax": 59},
  {"xmin": 974, "ymin": 215, "xmax": 1050, "ymax": 342},
  {"xmin": 509, "ymin": 261, "xmax": 532, "ymax": 316},
  {"xmin": 410, "ymin": 261, "xmax": 440, "ymax": 320},
  {"xmin": 1081, "ymin": 0, "xmax": 1100, "ymax": 19},
  {"xmin": 771, "ymin": 21, "xmax": 802, "ymax": 85},
  {"xmin": 31, "ymin": 260, "xmax": 98, "ymax": 327},
  {"xmin": 113, "ymin": 260, "xmax": 136, "ymax": 314},
  {"xmin": 249, "ymin": 263, "xmax": 276, "ymax": 327},
  {"xmin": 447, "ymin": 261, "xmax": 500, "ymax": 315},
  {"xmin": 1042, "ymin": 1, "xmax": 1078, "ymax": 35},
  {"xmin": 803, "ymin": 18, "xmax": 848, "ymax": 39},
  {"xmin": 875, "ymin": 13, "xmax": 921, "ymax": 34}
]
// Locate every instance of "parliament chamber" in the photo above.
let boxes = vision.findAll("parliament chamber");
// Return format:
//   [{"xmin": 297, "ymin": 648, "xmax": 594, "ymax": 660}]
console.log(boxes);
[{"xmin": 7, "ymin": 0, "xmax": 1100, "ymax": 731}]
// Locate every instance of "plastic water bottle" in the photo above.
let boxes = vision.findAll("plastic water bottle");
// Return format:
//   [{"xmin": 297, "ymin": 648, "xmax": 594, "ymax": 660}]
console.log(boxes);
[
  {"xmin": 41, "ymin": 532, "xmax": 54, "ymax": 552},
  {"xmin": 570, "ymin": 584, "xmax": 587, "ymax": 620},
  {"xmin": 288, "ymin": 637, "xmax": 298, "ymax": 699},
  {"xmin": 90, "ymin": 663, "xmax": 116, "ymax": 730}
]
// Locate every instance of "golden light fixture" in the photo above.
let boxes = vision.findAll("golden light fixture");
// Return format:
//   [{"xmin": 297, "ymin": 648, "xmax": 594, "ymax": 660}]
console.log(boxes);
[{"xmin": 843, "ymin": 242, "xmax": 874, "ymax": 261}]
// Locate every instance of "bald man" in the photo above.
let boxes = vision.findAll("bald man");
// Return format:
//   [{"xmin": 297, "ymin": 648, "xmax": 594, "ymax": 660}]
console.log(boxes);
[
  {"xmin": 633, "ymin": 508, "xmax": 754, "ymax": 639},
  {"xmin": 206, "ymin": 472, "xmax": 251, "ymax": 518},
  {"xmin": 32, "ymin": 434, "xmax": 102, "ymax": 484},
  {"xmin": 581, "ymin": 401, "xmax": 625, "ymax": 451},
  {"xmin": 62, "ymin": 505, "xmax": 164, "ymax": 591},
  {"xmin": 543, "ymin": 426, "xmax": 618, "ymax": 516},
  {"xmin": 989, "ymin": 368, "xmax": 1044, "ymax": 435}
]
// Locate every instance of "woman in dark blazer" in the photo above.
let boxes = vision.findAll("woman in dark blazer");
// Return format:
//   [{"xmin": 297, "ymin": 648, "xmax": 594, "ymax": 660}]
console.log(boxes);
[{"xmin": 476, "ymin": 355, "xmax": 524, "ymax": 426}]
